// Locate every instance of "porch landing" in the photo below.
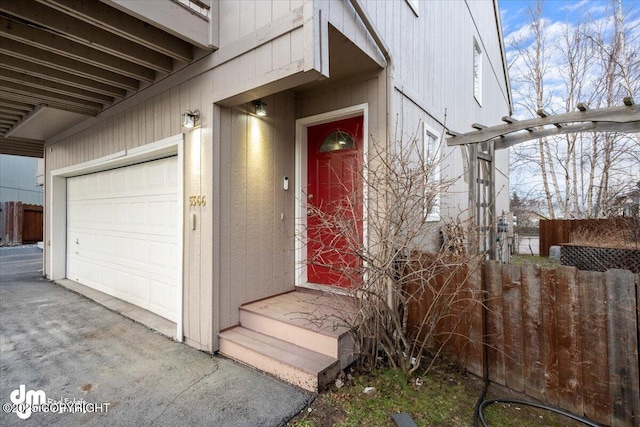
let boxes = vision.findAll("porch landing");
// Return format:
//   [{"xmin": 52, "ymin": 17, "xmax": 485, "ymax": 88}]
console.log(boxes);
[{"xmin": 219, "ymin": 290, "xmax": 357, "ymax": 392}]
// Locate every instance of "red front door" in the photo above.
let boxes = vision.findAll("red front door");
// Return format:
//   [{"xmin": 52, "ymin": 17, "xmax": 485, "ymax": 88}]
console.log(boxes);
[{"xmin": 306, "ymin": 116, "xmax": 363, "ymax": 288}]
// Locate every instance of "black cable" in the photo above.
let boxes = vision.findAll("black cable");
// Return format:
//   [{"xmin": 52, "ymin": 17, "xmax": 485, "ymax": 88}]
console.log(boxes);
[{"xmin": 478, "ymin": 398, "xmax": 604, "ymax": 427}]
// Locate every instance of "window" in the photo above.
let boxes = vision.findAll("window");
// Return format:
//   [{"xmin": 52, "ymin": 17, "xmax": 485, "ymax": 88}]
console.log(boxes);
[
  {"xmin": 424, "ymin": 124, "xmax": 441, "ymax": 222},
  {"xmin": 473, "ymin": 38, "xmax": 483, "ymax": 105},
  {"xmin": 173, "ymin": 0, "xmax": 211, "ymax": 20},
  {"xmin": 319, "ymin": 130, "xmax": 355, "ymax": 152}
]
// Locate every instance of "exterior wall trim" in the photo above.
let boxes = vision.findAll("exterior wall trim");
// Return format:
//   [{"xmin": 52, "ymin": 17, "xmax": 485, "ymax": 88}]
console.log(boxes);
[
  {"xmin": 294, "ymin": 103, "xmax": 369, "ymax": 290},
  {"xmin": 48, "ymin": 133, "xmax": 185, "ymax": 341}
]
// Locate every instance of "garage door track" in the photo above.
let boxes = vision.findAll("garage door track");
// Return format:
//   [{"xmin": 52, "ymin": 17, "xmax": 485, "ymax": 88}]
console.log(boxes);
[{"xmin": 0, "ymin": 246, "xmax": 312, "ymax": 426}]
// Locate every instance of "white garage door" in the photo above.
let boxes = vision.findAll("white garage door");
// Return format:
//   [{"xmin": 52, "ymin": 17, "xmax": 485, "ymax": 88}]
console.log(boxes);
[{"xmin": 66, "ymin": 156, "xmax": 180, "ymax": 322}]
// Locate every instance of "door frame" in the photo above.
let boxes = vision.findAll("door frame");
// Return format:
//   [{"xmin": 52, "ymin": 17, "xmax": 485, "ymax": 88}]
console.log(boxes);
[
  {"xmin": 294, "ymin": 104, "xmax": 368, "ymax": 291},
  {"xmin": 49, "ymin": 134, "xmax": 184, "ymax": 341}
]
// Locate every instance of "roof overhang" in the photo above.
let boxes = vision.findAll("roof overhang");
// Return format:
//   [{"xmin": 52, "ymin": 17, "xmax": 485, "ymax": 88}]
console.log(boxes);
[{"xmin": 0, "ymin": 0, "xmax": 216, "ymax": 158}]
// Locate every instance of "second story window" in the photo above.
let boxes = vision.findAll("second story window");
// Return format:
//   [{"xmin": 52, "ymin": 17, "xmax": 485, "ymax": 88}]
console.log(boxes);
[
  {"xmin": 174, "ymin": 0, "xmax": 210, "ymax": 20},
  {"xmin": 424, "ymin": 124, "xmax": 441, "ymax": 222},
  {"xmin": 473, "ymin": 38, "xmax": 483, "ymax": 105}
]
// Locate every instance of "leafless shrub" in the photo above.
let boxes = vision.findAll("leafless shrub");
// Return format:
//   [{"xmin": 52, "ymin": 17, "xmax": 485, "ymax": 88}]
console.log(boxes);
[{"xmin": 299, "ymin": 126, "xmax": 485, "ymax": 374}]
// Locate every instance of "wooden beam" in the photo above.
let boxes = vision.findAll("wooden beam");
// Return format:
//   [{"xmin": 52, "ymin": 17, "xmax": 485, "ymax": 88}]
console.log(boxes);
[
  {"xmin": 502, "ymin": 116, "xmax": 517, "ymax": 124},
  {"xmin": 494, "ymin": 121, "xmax": 640, "ymax": 150},
  {"xmin": 537, "ymin": 109, "xmax": 562, "ymax": 128},
  {"xmin": 0, "ymin": 16, "xmax": 155, "ymax": 82},
  {"xmin": 41, "ymin": 0, "xmax": 193, "ymax": 62},
  {"xmin": 0, "ymin": 112, "xmax": 23, "ymax": 120},
  {"xmin": 577, "ymin": 103, "xmax": 589, "ymax": 112},
  {"xmin": 447, "ymin": 104, "xmax": 640, "ymax": 146},
  {"xmin": 0, "ymin": 38, "xmax": 139, "ymax": 91},
  {"xmin": 0, "ymin": 68, "xmax": 115, "ymax": 105},
  {"xmin": 472, "ymin": 123, "xmax": 487, "ymax": 130},
  {"xmin": 0, "ymin": 89, "xmax": 101, "ymax": 116},
  {"xmin": 0, "ymin": 0, "xmax": 173, "ymax": 72},
  {"xmin": 0, "ymin": 56, "xmax": 127, "ymax": 98},
  {"xmin": 0, "ymin": 100, "xmax": 34, "ymax": 113},
  {"xmin": 0, "ymin": 136, "xmax": 44, "ymax": 158}
]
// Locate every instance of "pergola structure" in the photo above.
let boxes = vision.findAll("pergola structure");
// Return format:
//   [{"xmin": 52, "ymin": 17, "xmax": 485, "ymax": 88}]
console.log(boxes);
[{"xmin": 446, "ymin": 97, "xmax": 640, "ymax": 259}]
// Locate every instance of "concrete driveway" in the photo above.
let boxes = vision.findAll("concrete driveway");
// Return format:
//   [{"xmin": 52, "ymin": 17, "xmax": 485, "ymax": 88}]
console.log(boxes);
[{"xmin": 0, "ymin": 246, "xmax": 312, "ymax": 426}]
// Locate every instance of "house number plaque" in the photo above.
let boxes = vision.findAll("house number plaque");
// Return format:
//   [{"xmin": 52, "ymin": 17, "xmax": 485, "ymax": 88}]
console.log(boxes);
[{"xmin": 188, "ymin": 195, "xmax": 206, "ymax": 206}]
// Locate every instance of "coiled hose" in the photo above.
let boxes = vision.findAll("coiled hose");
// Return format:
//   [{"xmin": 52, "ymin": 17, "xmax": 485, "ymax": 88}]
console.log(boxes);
[{"xmin": 474, "ymin": 393, "xmax": 604, "ymax": 426}]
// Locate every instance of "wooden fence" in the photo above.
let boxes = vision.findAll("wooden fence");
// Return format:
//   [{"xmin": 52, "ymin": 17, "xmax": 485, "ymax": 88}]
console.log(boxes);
[
  {"xmin": 409, "ymin": 262, "xmax": 640, "ymax": 427},
  {"xmin": 0, "ymin": 202, "xmax": 43, "ymax": 245},
  {"xmin": 539, "ymin": 218, "xmax": 636, "ymax": 257}
]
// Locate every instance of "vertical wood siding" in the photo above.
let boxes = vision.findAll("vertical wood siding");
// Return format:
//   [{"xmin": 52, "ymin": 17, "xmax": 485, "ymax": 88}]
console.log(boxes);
[
  {"xmin": 218, "ymin": 91, "xmax": 297, "ymax": 330},
  {"xmin": 356, "ymin": 0, "xmax": 511, "ymax": 221}
]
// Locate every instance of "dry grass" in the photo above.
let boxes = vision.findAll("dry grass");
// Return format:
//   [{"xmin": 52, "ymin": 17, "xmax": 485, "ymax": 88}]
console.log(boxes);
[{"xmin": 569, "ymin": 224, "xmax": 638, "ymax": 249}]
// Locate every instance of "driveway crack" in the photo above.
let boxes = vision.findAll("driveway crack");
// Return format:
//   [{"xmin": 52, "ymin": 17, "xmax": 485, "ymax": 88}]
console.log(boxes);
[{"xmin": 150, "ymin": 360, "xmax": 219, "ymax": 423}]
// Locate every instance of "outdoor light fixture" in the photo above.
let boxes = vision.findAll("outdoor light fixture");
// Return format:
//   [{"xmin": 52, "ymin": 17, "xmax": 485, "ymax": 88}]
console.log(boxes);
[
  {"xmin": 252, "ymin": 100, "xmax": 267, "ymax": 117},
  {"xmin": 182, "ymin": 110, "xmax": 200, "ymax": 128}
]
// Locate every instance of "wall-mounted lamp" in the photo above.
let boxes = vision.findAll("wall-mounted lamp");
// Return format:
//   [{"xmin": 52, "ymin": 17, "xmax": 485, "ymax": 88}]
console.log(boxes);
[
  {"xmin": 252, "ymin": 100, "xmax": 267, "ymax": 117},
  {"xmin": 182, "ymin": 109, "xmax": 200, "ymax": 128}
]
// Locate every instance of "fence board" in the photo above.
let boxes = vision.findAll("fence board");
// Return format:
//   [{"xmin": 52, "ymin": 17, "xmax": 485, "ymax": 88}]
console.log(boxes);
[
  {"xmin": 485, "ymin": 261, "xmax": 505, "ymax": 385},
  {"xmin": 502, "ymin": 264, "xmax": 524, "ymax": 392},
  {"xmin": 22, "ymin": 205, "xmax": 43, "ymax": 243},
  {"xmin": 408, "ymin": 258, "xmax": 639, "ymax": 426},
  {"xmin": 578, "ymin": 270, "xmax": 610, "ymax": 425},
  {"xmin": 555, "ymin": 266, "xmax": 584, "ymax": 416},
  {"xmin": 541, "ymin": 268, "xmax": 559, "ymax": 406},
  {"xmin": 464, "ymin": 267, "xmax": 483, "ymax": 378},
  {"xmin": 606, "ymin": 269, "xmax": 640, "ymax": 427},
  {"xmin": 521, "ymin": 263, "xmax": 545, "ymax": 402}
]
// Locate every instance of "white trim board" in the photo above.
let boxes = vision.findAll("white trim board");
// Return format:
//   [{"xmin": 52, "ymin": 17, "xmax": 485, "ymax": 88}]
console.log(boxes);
[{"xmin": 294, "ymin": 103, "xmax": 369, "ymax": 289}]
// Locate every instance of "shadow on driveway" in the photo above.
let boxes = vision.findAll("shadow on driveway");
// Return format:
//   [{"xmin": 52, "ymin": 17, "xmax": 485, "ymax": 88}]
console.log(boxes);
[{"xmin": 0, "ymin": 247, "xmax": 312, "ymax": 426}]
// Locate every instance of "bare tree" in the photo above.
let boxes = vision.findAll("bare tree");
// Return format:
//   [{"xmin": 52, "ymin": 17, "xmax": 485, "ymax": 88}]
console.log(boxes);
[{"xmin": 508, "ymin": 0, "xmax": 640, "ymax": 218}]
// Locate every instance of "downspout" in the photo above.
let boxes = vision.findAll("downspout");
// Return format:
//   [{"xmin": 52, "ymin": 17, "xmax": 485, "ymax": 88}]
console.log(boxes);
[
  {"xmin": 348, "ymin": 0, "xmax": 392, "ymax": 147},
  {"xmin": 348, "ymin": 0, "xmax": 394, "ymax": 308}
]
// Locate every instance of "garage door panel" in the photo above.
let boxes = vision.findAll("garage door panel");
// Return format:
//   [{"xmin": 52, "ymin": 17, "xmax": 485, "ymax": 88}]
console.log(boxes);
[{"xmin": 67, "ymin": 156, "xmax": 179, "ymax": 322}]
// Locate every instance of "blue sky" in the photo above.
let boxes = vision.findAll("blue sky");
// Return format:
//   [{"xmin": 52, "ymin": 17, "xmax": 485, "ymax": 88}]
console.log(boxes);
[{"xmin": 499, "ymin": 0, "xmax": 620, "ymax": 36}]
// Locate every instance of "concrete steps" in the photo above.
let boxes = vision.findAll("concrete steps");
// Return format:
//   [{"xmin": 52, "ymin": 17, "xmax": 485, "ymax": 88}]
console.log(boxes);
[{"xmin": 218, "ymin": 290, "xmax": 356, "ymax": 392}]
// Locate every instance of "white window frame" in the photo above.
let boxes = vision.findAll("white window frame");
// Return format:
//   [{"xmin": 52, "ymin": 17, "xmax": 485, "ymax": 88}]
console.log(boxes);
[
  {"xmin": 424, "ymin": 123, "xmax": 441, "ymax": 222},
  {"xmin": 473, "ymin": 37, "xmax": 483, "ymax": 106}
]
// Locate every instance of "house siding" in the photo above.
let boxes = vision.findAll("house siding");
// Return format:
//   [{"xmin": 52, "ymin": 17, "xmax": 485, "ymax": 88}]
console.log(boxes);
[
  {"xmin": 217, "ymin": 92, "xmax": 297, "ymax": 330},
  {"xmin": 41, "ymin": 0, "xmax": 511, "ymax": 353},
  {"xmin": 356, "ymin": 0, "xmax": 510, "ymax": 222}
]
